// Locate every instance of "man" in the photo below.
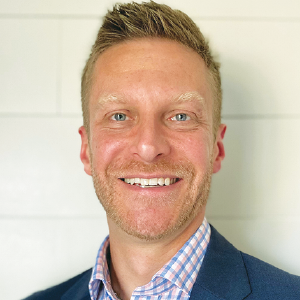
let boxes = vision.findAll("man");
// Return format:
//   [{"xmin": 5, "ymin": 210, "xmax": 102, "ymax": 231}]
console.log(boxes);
[{"xmin": 24, "ymin": 1, "xmax": 300, "ymax": 300}]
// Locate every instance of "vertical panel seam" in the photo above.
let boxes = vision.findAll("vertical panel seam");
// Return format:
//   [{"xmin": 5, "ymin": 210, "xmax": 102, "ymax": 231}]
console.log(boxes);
[{"xmin": 56, "ymin": 18, "xmax": 62, "ymax": 115}]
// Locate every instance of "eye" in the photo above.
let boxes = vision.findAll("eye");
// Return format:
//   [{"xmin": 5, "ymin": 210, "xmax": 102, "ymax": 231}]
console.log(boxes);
[
  {"xmin": 112, "ymin": 113, "xmax": 127, "ymax": 121},
  {"xmin": 171, "ymin": 113, "xmax": 190, "ymax": 121}
]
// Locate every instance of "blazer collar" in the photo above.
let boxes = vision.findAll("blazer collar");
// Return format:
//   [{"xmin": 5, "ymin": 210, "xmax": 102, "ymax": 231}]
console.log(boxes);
[
  {"xmin": 61, "ymin": 269, "xmax": 92, "ymax": 300},
  {"xmin": 190, "ymin": 225, "xmax": 251, "ymax": 300}
]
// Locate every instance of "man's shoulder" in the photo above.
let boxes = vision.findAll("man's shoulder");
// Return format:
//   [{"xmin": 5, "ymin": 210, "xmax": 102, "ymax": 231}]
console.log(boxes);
[
  {"xmin": 22, "ymin": 269, "xmax": 92, "ymax": 300},
  {"xmin": 241, "ymin": 252, "xmax": 300, "ymax": 294},
  {"xmin": 192, "ymin": 225, "xmax": 300, "ymax": 300}
]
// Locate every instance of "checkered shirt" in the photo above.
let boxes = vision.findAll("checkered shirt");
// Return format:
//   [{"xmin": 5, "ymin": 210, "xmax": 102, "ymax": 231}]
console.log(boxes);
[{"xmin": 89, "ymin": 218, "xmax": 211, "ymax": 300}]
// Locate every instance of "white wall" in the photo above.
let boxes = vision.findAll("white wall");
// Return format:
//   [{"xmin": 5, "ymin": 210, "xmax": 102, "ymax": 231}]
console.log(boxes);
[{"xmin": 0, "ymin": 1, "xmax": 299, "ymax": 299}]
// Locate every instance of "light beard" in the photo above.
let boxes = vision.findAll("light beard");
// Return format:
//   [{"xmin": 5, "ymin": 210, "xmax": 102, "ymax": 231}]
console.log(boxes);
[{"xmin": 91, "ymin": 158, "xmax": 213, "ymax": 241}]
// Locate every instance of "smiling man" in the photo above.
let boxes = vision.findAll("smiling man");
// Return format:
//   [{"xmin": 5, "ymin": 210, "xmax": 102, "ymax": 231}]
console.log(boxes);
[
  {"xmin": 80, "ymin": 38, "xmax": 223, "ymax": 246},
  {"xmin": 24, "ymin": 1, "xmax": 300, "ymax": 300}
]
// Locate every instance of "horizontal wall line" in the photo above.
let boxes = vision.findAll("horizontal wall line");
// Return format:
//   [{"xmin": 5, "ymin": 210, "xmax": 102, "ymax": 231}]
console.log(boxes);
[
  {"xmin": 0, "ymin": 215, "xmax": 104, "ymax": 220},
  {"xmin": 207, "ymin": 215, "xmax": 300, "ymax": 221},
  {"xmin": 223, "ymin": 114, "xmax": 300, "ymax": 120},
  {"xmin": 194, "ymin": 16, "xmax": 300, "ymax": 22},
  {"xmin": 0, "ymin": 113, "xmax": 82, "ymax": 118},
  {"xmin": 0, "ymin": 14, "xmax": 300, "ymax": 22},
  {"xmin": 0, "ymin": 13, "xmax": 102, "ymax": 20}
]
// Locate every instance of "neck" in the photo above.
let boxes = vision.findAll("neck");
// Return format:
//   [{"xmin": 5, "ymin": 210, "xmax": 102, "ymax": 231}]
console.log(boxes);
[{"xmin": 107, "ymin": 211, "xmax": 205, "ymax": 300}]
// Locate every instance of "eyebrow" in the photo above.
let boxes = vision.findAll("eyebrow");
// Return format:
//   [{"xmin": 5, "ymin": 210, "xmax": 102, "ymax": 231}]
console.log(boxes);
[
  {"xmin": 95, "ymin": 95, "xmax": 127, "ymax": 109},
  {"xmin": 173, "ymin": 91, "xmax": 205, "ymax": 105},
  {"xmin": 95, "ymin": 91, "xmax": 205, "ymax": 109}
]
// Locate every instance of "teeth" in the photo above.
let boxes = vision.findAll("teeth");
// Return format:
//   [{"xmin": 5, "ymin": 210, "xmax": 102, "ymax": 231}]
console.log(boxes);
[
  {"xmin": 158, "ymin": 178, "xmax": 165, "ymax": 186},
  {"xmin": 149, "ymin": 178, "xmax": 158, "ymax": 185},
  {"xmin": 123, "ymin": 177, "xmax": 177, "ymax": 187},
  {"xmin": 140, "ymin": 178, "xmax": 149, "ymax": 186}
]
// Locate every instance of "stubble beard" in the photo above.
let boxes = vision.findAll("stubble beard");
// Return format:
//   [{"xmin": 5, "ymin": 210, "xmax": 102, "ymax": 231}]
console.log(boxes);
[{"xmin": 91, "ymin": 158, "xmax": 213, "ymax": 241}]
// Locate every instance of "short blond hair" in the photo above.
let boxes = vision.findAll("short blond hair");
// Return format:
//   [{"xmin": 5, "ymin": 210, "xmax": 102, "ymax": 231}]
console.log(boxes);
[{"xmin": 81, "ymin": 1, "xmax": 222, "ymax": 136}]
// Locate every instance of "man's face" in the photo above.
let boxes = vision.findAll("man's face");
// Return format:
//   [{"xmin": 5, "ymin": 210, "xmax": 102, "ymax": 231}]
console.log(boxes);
[{"xmin": 80, "ymin": 38, "xmax": 225, "ymax": 241}]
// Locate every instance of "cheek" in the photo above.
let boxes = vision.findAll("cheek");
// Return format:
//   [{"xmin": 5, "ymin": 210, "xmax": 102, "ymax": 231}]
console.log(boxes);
[
  {"xmin": 174, "ymin": 134, "xmax": 212, "ymax": 165},
  {"xmin": 91, "ymin": 134, "xmax": 128, "ymax": 168}
]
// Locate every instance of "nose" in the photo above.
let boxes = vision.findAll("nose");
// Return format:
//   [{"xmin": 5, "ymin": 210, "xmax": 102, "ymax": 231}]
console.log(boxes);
[{"xmin": 130, "ymin": 119, "xmax": 171, "ymax": 163}]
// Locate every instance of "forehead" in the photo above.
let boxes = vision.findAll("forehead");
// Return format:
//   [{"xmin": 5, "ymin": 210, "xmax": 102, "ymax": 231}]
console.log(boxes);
[{"xmin": 90, "ymin": 38, "xmax": 212, "ymax": 109}]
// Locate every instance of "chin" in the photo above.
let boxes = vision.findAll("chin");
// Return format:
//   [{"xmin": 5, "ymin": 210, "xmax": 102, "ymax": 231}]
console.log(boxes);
[
  {"xmin": 111, "ymin": 205, "xmax": 197, "ymax": 241},
  {"xmin": 119, "ymin": 222, "xmax": 179, "ymax": 241}
]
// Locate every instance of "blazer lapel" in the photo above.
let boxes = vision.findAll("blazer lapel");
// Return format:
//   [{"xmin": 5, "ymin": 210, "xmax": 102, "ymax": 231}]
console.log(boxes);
[
  {"xmin": 61, "ymin": 269, "xmax": 92, "ymax": 300},
  {"xmin": 190, "ymin": 225, "xmax": 251, "ymax": 300}
]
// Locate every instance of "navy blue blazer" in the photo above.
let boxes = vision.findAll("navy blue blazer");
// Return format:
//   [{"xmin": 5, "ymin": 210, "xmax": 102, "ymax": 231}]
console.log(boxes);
[{"xmin": 23, "ymin": 226, "xmax": 300, "ymax": 299}]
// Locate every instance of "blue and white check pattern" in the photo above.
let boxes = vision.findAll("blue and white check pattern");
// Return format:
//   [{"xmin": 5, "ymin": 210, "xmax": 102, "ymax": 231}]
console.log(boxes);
[{"xmin": 89, "ymin": 218, "xmax": 211, "ymax": 300}]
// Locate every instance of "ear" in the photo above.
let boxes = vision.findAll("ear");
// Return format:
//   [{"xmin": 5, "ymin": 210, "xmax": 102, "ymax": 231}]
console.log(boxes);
[
  {"xmin": 79, "ymin": 126, "xmax": 92, "ymax": 176},
  {"xmin": 212, "ymin": 124, "xmax": 226, "ymax": 174}
]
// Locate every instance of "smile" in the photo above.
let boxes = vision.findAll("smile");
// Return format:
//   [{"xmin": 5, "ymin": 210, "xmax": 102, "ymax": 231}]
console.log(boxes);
[{"xmin": 120, "ymin": 177, "xmax": 180, "ymax": 188}]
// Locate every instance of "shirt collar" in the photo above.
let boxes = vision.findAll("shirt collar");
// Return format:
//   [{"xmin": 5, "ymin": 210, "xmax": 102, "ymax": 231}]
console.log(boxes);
[
  {"xmin": 152, "ymin": 217, "xmax": 210, "ymax": 295},
  {"xmin": 89, "ymin": 236, "xmax": 112, "ymax": 300}
]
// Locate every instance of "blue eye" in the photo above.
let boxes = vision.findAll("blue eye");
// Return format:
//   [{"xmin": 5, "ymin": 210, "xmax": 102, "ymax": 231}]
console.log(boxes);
[
  {"xmin": 112, "ymin": 113, "xmax": 127, "ymax": 121},
  {"xmin": 171, "ymin": 113, "xmax": 190, "ymax": 121}
]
